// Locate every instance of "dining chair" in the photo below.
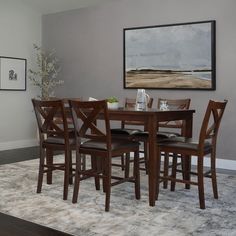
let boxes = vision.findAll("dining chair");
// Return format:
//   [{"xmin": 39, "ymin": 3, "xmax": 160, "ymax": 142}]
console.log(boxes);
[
  {"xmin": 132, "ymin": 98, "xmax": 191, "ymax": 179},
  {"xmin": 69, "ymin": 99, "xmax": 140, "ymax": 211},
  {"xmin": 157, "ymin": 98, "xmax": 191, "ymax": 188},
  {"xmin": 32, "ymin": 99, "xmax": 75, "ymax": 200},
  {"xmin": 157, "ymin": 99, "xmax": 227, "ymax": 209},
  {"xmin": 111, "ymin": 97, "xmax": 153, "ymax": 173}
]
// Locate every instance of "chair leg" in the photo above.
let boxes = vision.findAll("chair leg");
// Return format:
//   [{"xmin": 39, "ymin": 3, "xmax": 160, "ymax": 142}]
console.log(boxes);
[
  {"xmin": 105, "ymin": 156, "xmax": 111, "ymax": 212},
  {"xmin": 72, "ymin": 151, "xmax": 81, "ymax": 204},
  {"xmin": 37, "ymin": 147, "xmax": 45, "ymax": 193},
  {"xmin": 163, "ymin": 152, "xmax": 169, "ymax": 189},
  {"xmin": 156, "ymin": 148, "xmax": 162, "ymax": 200},
  {"xmin": 180, "ymin": 155, "xmax": 185, "ymax": 183},
  {"xmin": 133, "ymin": 150, "xmax": 140, "ymax": 200},
  {"xmin": 211, "ymin": 149, "xmax": 218, "ymax": 199},
  {"xmin": 121, "ymin": 154, "xmax": 125, "ymax": 171},
  {"xmin": 91, "ymin": 155, "xmax": 100, "ymax": 190},
  {"xmin": 81, "ymin": 154, "xmax": 86, "ymax": 171},
  {"xmin": 69, "ymin": 150, "xmax": 73, "ymax": 185},
  {"xmin": 197, "ymin": 156, "xmax": 205, "ymax": 209},
  {"xmin": 125, "ymin": 153, "xmax": 130, "ymax": 178},
  {"xmin": 143, "ymin": 141, "xmax": 149, "ymax": 174},
  {"xmin": 63, "ymin": 149, "xmax": 70, "ymax": 200},
  {"xmin": 170, "ymin": 154, "xmax": 178, "ymax": 191},
  {"xmin": 46, "ymin": 148, "xmax": 53, "ymax": 184}
]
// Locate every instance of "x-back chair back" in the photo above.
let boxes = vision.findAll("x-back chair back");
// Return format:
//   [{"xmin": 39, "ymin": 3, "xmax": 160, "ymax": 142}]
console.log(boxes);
[
  {"xmin": 70, "ymin": 100, "xmax": 111, "ymax": 145},
  {"xmin": 158, "ymin": 98, "xmax": 191, "ymax": 134},
  {"xmin": 198, "ymin": 100, "xmax": 227, "ymax": 151},
  {"xmin": 33, "ymin": 99, "xmax": 69, "ymax": 141}
]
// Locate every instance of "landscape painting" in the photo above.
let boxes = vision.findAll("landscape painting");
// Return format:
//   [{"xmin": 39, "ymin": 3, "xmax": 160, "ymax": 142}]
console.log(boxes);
[{"xmin": 123, "ymin": 21, "xmax": 216, "ymax": 90}]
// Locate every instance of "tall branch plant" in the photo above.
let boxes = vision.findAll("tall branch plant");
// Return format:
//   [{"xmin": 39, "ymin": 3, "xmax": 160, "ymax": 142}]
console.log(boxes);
[{"xmin": 29, "ymin": 44, "xmax": 64, "ymax": 100}]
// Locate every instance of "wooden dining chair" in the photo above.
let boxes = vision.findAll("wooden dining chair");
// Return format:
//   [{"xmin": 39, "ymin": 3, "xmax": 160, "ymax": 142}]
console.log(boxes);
[
  {"xmin": 157, "ymin": 98, "xmax": 191, "ymax": 188},
  {"xmin": 32, "ymin": 99, "xmax": 75, "ymax": 200},
  {"xmin": 132, "ymin": 98, "xmax": 191, "ymax": 178},
  {"xmin": 111, "ymin": 97, "xmax": 153, "ymax": 173},
  {"xmin": 69, "ymin": 99, "xmax": 140, "ymax": 211},
  {"xmin": 157, "ymin": 100, "xmax": 227, "ymax": 209}
]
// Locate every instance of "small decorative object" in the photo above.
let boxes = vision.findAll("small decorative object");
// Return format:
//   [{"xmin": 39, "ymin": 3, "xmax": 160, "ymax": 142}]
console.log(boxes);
[
  {"xmin": 159, "ymin": 100, "xmax": 169, "ymax": 111},
  {"xmin": 135, "ymin": 89, "xmax": 150, "ymax": 110},
  {"xmin": 28, "ymin": 44, "xmax": 63, "ymax": 100},
  {"xmin": 88, "ymin": 97, "xmax": 98, "ymax": 101},
  {"xmin": 0, "ymin": 56, "xmax": 26, "ymax": 91},
  {"xmin": 107, "ymin": 96, "xmax": 119, "ymax": 109},
  {"xmin": 124, "ymin": 20, "xmax": 216, "ymax": 90}
]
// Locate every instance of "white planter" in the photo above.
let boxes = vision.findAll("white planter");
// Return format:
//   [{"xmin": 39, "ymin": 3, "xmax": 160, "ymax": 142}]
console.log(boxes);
[{"xmin": 107, "ymin": 102, "xmax": 119, "ymax": 109}]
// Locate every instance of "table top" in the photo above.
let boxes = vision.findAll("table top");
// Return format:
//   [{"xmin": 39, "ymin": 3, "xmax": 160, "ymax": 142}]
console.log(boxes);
[{"xmin": 105, "ymin": 107, "xmax": 195, "ymax": 122}]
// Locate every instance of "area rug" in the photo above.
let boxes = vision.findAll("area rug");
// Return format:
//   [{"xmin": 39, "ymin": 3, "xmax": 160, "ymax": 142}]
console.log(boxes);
[{"xmin": 0, "ymin": 155, "xmax": 235, "ymax": 236}]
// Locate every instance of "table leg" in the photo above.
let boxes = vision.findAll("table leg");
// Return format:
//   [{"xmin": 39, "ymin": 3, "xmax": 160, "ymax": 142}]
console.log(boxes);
[
  {"xmin": 148, "ymin": 114, "xmax": 157, "ymax": 206},
  {"xmin": 184, "ymin": 115, "xmax": 193, "ymax": 189}
]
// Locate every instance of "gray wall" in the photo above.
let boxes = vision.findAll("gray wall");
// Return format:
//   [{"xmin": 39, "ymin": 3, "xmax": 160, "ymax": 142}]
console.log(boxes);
[
  {"xmin": 42, "ymin": 0, "xmax": 236, "ymax": 161},
  {"xmin": 0, "ymin": 0, "xmax": 41, "ymax": 150}
]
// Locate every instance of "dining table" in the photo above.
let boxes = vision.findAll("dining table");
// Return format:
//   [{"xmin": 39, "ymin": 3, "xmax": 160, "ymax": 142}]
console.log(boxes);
[
  {"xmin": 59, "ymin": 101, "xmax": 195, "ymax": 206},
  {"xmin": 105, "ymin": 107, "xmax": 195, "ymax": 206}
]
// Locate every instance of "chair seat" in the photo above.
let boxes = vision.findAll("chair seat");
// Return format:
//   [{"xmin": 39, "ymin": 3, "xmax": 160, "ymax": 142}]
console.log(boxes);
[
  {"xmin": 81, "ymin": 139, "xmax": 139, "ymax": 151},
  {"xmin": 110, "ymin": 128, "xmax": 142, "ymax": 136},
  {"xmin": 159, "ymin": 136, "xmax": 212, "ymax": 152},
  {"xmin": 44, "ymin": 136, "xmax": 76, "ymax": 146},
  {"xmin": 131, "ymin": 131, "xmax": 180, "ymax": 142}
]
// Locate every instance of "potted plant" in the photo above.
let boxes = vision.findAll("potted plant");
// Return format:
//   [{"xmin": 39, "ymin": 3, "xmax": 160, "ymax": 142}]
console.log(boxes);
[
  {"xmin": 28, "ymin": 44, "xmax": 64, "ymax": 100},
  {"xmin": 107, "ymin": 96, "xmax": 119, "ymax": 109}
]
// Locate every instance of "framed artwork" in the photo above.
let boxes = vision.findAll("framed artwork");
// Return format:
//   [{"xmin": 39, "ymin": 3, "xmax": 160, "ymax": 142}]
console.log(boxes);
[
  {"xmin": 123, "ymin": 20, "xmax": 216, "ymax": 90},
  {"xmin": 0, "ymin": 56, "xmax": 27, "ymax": 91}
]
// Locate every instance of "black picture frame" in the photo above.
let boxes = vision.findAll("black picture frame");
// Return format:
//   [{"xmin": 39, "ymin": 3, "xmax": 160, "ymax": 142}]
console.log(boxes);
[
  {"xmin": 0, "ymin": 56, "xmax": 27, "ymax": 91},
  {"xmin": 123, "ymin": 20, "xmax": 216, "ymax": 90}
]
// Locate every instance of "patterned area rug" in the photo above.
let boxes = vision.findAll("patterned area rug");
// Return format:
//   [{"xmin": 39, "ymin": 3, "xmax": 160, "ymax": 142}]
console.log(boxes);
[{"xmin": 0, "ymin": 155, "xmax": 235, "ymax": 236}]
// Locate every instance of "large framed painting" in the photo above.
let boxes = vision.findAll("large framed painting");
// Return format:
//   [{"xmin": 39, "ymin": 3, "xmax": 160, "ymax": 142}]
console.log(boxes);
[
  {"xmin": 123, "ymin": 20, "xmax": 216, "ymax": 90},
  {"xmin": 0, "ymin": 56, "xmax": 27, "ymax": 91}
]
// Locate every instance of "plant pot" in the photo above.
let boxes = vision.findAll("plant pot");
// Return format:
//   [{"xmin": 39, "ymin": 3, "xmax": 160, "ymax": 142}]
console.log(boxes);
[{"xmin": 107, "ymin": 102, "xmax": 119, "ymax": 109}]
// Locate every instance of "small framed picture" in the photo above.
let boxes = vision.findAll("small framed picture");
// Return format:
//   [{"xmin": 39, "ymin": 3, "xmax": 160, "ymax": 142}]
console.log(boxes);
[{"xmin": 0, "ymin": 56, "xmax": 27, "ymax": 91}]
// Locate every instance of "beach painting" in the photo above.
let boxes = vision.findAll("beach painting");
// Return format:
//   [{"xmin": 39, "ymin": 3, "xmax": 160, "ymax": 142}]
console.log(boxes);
[{"xmin": 124, "ymin": 21, "xmax": 216, "ymax": 90}]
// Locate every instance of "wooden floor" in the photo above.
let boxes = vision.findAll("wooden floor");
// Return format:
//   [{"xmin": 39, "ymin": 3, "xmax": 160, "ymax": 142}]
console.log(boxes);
[
  {"xmin": 0, "ymin": 146, "xmax": 73, "ymax": 236},
  {"xmin": 0, "ymin": 146, "xmax": 39, "ymax": 165},
  {"xmin": 0, "ymin": 212, "xmax": 72, "ymax": 236}
]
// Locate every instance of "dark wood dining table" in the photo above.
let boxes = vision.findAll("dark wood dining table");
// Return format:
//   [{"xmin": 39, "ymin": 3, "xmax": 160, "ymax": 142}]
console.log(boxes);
[{"xmin": 106, "ymin": 107, "xmax": 195, "ymax": 206}]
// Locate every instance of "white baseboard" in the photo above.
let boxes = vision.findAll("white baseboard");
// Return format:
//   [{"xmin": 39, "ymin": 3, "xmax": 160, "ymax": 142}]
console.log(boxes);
[
  {"xmin": 0, "ymin": 139, "xmax": 38, "ymax": 151},
  {"xmin": 159, "ymin": 155, "xmax": 236, "ymax": 171},
  {"xmin": 139, "ymin": 152, "xmax": 236, "ymax": 171},
  {"xmin": 191, "ymin": 155, "xmax": 236, "ymax": 171}
]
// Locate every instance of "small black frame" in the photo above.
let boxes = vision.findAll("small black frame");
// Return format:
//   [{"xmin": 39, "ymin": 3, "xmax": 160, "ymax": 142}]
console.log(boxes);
[{"xmin": 0, "ymin": 56, "xmax": 27, "ymax": 91}]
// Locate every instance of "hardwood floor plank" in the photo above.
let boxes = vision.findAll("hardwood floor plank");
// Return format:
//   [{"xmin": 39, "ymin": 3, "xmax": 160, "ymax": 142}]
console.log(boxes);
[{"xmin": 0, "ymin": 212, "xmax": 72, "ymax": 236}]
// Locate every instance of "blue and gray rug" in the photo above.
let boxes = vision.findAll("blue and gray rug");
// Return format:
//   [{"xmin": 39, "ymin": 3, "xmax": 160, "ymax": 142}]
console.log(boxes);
[{"xmin": 0, "ymin": 155, "xmax": 235, "ymax": 236}]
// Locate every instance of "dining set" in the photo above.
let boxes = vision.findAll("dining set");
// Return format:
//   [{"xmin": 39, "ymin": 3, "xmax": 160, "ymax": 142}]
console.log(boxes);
[{"xmin": 32, "ymin": 97, "xmax": 227, "ymax": 211}]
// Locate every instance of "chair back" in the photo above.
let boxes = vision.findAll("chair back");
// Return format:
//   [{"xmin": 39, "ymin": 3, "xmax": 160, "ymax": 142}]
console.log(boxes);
[
  {"xmin": 124, "ymin": 97, "xmax": 153, "ymax": 109},
  {"xmin": 198, "ymin": 100, "xmax": 227, "ymax": 150},
  {"xmin": 158, "ymin": 98, "xmax": 191, "ymax": 134},
  {"xmin": 32, "ymin": 99, "xmax": 69, "ymax": 142},
  {"xmin": 122, "ymin": 97, "xmax": 153, "ymax": 127},
  {"xmin": 69, "ymin": 100, "xmax": 111, "ymax": 146}
]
